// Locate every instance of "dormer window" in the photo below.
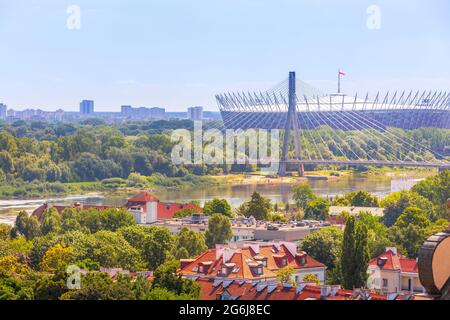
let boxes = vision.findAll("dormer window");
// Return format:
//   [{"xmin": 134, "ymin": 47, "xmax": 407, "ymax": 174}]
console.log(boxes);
[
  {"xmin": 254, "ymin": 255, "xmax": 268, "ymax": 267},
  {"xmin": 248, "ymin": 262, "xmax": 264, "ymax": 276},
  {"xmin": 220, "ymin": 263, "xmax": 236, "ymax": 276},
  {"xmin": 281, "ymin": 257, "xmax": 287, "ymax": 266},
  {"xmin": 198, "ymin": 265, "xmax": 204, "ymax": 273}
]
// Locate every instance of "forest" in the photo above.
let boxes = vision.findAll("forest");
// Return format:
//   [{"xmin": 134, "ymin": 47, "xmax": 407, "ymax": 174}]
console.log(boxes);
[{"xmin": 0, "ymin": 119, "xmax": 449, "ymax": 198}]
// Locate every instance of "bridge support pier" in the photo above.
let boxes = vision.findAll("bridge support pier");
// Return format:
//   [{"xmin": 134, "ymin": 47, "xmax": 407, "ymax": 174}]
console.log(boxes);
[{"xmin": 279, "ymin": 71, "xmax": 303, "ymax": 177}]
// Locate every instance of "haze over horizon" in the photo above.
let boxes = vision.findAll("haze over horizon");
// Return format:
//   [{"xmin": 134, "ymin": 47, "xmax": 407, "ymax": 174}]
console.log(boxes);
[{"xmin": 1, "ymin": 0, "xmax": 450, "ymax": 112}]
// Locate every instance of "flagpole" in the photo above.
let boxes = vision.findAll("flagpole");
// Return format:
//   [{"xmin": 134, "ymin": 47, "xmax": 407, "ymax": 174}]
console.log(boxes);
[{"xmin": 338, "ymin": 69, "xmax": 341, "ymax": 94}]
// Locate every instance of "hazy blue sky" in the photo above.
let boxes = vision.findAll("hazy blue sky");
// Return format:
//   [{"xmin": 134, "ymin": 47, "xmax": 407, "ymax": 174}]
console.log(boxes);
[{"xmin": 1, "ymin": 0, "xmax": 450, "ymax": 111}]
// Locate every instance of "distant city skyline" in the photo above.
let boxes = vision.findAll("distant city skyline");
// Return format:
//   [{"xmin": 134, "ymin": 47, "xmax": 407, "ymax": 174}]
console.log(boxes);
[{"xmin": 1, "ymin": 0, "xmax": 450, "ymax": 112}]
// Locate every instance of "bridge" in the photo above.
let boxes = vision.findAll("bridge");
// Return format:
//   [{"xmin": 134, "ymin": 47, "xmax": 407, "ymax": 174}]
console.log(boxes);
[{"xmin": 213, "ymin": 71, "xmax": 450, "ymax": 176}]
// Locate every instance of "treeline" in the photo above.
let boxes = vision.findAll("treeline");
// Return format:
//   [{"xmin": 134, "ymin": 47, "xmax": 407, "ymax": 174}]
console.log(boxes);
[{"xmin": 0, "ymin": 120, "xmax": 448, "ymax": 198}]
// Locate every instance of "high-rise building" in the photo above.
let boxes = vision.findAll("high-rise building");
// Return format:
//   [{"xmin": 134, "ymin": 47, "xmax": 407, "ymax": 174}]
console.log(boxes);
[
  {"xmin": 80, "ymin": 100, "xmax": 94, "ymax": 114},
  {"xmin": 0, "ymin": 103, "xmax": 7, "ymax": 120},
  {"xmin": 188, "ymin": 106, "xmax": 203, "ymax": 121}
]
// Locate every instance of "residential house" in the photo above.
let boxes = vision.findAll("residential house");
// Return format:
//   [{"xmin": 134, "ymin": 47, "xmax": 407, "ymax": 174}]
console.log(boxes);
[
  {"xmin": 179, "ymin": 241, "xmax": 326, "ymax": 285},
  {"xmin": 367, "ymin": 247, "xmax": 425, "ymax": 294}
]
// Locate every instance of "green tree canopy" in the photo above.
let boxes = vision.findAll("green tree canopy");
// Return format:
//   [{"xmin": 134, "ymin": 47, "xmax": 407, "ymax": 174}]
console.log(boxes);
[
  {"xmin": 301, "ymin": 226, "xmax": 343, "ymax": 270},
  {"xmin": 292, "ymin": 184, "xmax": 316, "ymax": 210},
  {"xmin": 203, "ymin": 199, "xmax": 233, "ymax": 217},
  {"xmin": 304, "ymin": 198, "xmax": 330, "ymax": 221},
  {"xmin": 205, "ymin": 214, "xmax": 233, "ymax": 248},
  {"xmin": 380, "ymin": 190, "xmax": 434, "ymax": 227},
  {"xmin": 237, "ymin": 191, "xmax": 272, "ymax": 221}
]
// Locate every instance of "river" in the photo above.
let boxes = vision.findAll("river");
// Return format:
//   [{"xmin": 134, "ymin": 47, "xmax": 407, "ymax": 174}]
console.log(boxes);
[{"xmin": 0, "ymin": 173, "xmax": 427, "ymax": 225}]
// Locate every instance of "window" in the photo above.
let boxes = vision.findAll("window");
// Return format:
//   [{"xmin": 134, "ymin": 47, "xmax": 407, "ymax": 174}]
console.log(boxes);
[
  {"xmin": 382, "ymin": 279, "xmax": 388, "ymax": 287},
  {"xmin": 257, "ymin": 267, "xmax": 263, "ymax": 275},
  {"xmin": 221, "ymin": 267, "xmax": 228, "ymax": 275},
  {"xmin": 281, "ymin": 258, "xmax": 287, "ymax": 266},
  {"xmin": 198, "ymin": 265, "xmax": 204, "ymax": 273}
]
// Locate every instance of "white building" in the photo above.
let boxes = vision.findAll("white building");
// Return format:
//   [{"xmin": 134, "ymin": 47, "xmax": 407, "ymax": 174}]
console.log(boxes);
[{"xmin": 367, "ymin": 247, "xmax": 425, "ymax": 294}]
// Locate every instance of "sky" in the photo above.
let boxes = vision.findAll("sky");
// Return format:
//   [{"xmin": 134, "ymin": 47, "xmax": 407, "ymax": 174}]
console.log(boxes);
[{"xmin": 1, "ymin": 0, "xmax": 450, "ymax": 112}]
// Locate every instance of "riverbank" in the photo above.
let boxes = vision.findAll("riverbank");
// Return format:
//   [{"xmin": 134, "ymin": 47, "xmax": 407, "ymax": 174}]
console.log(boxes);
[
  {"xmin": 0, "ymin": 170, "xmax": 435, "ymax": 226},
  {"xmin": 0, "ymin": 168, "xmax": 436, "ymax": 201}
]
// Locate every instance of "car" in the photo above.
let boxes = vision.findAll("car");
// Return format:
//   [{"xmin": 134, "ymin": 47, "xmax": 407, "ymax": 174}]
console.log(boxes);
[{"xmin": 267, "ymin": 224, "xmax": 279, "ymax": 231}]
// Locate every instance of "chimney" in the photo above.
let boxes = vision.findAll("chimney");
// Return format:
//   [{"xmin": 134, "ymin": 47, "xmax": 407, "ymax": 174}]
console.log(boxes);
[
  {"xmin": 321, "ymin": 286, "xmax": 331, "ymax": 299},
  {"xmin": 386, "ymin": 247, "xmax": 397, "ymax": 255}
]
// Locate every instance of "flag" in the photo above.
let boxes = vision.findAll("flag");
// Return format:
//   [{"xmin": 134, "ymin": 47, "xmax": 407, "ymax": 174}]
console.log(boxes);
[{"xmin": 339, "ymin": 69, "xmax": 346, "ymax": 76}]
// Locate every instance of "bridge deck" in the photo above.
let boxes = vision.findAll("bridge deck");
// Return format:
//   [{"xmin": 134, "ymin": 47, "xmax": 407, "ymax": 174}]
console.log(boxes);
[{"xmin": 282, "ymin": 159, "xmax": 450, "ymax": 169}]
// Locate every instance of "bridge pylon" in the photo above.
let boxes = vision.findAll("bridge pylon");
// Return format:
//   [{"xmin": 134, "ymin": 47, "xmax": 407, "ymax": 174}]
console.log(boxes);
[{"xmin": 278, "ymin": 72, "xmax": 304, "ymax": 177}]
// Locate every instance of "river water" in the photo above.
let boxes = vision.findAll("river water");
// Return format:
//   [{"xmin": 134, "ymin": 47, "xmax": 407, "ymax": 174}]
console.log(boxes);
[{"xmin": 0, "ymin": 173, "xmax": 427, "ymax": 225}]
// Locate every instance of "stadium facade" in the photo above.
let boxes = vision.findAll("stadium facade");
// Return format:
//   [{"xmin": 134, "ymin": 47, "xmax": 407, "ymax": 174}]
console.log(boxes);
[{"xmin": 216, "ymin": 88, "xmax": 450, "ymax": 131}]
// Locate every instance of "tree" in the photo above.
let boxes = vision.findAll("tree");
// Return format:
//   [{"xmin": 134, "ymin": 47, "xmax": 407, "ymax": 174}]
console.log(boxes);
[
  {"xmin": 144, "ymin": 287, "xmax": 197, "ymax": 300},
  {"xmin": 346, "ymin": 191, "xmax": 379, "ymax": 207},
  {"xmin": 357, "ymin": 212, "xmax": 392, "ymax": 258},
  {"xmin": 205, "ymin": 214, "xmax": 233, "ymax": 248},
  {"xmin": 380, "ymin": 191, "xmax": 434, "ymax": 227},
  {"xmin": 341, "ymin": 216, "xmax": 356, "ymax": 290},
  {"xmin": 341, "ymin": 217, "xmax": 371, "ymax": 289},
  {"xmin": 394, "ymin": 207, "xmax": 431, "ymax": 229},
  {"xmin": 301, "ymin": 227, "xmax": 343, "ymax": 270},
  {"xmin": 390, "ymin": 224, "xmax": 427, "ymax": 258},
  {"xmin": 60, "ymin": 272, "xmax": 135, "ymax": 300},
  {"xmin": 292, "ymin": 184, "xmax": 316, "ymax": 210},
  {"xmin": 0, "ymin": 256, "xmax": 28, "ymax": 275},
  {"xmin": 304, "ymin": 198, "xmax": 330, "ymax": 221},
  {"xmin": 40, "ymin": 244, "xmax": 73, "ymax": 272},
  {"xmin": 176, "ymin": 227, "xmax": 207, "ymax": 258},
  {"xmin": 203, "ymin": 199, "xmax": 233, "ymax": 217},
  {"xmin": 353, "ymin": 223, "xmax": 370, "ymax": 288},
  {"xmin": 0, "ymin": 224, "xmax": 12, "ymax": 241},
  {"xmin": 152, "ymin": 259, "xmax": 200, "ymax": 299},
  {"xmin": 143, "ymin": 228, "xmax": 175, "ymax": 271},
  {"xmin": 302, "ymin": 274, "xmax": 321, "ymax": 286},
  {"xmin": 13, "ymin": 212, "xmax": 41, "ymax": 241},
  {"xmin": 41, "ymin": 209, "xmax": 62, "ymax": 235},
  {"xmin": 412, "ymin": 170, "xmax": 450, "ymax": 218},
  {"xmin": 173, "ymin": 208, "xmax": 197, "ymax": 219},
  {"xmin": 276, "ymin": 267, "xmax": 295, "ymax": 284},
  {"xmin": 238, "ymin": 192, "xmax": 272, "ymax": 221},
  {"xmin": 331, "ymin": 195, "xmax": 350, "ymax": 207},
  {"xmin": 34, "ymin": 271, "xmax": 69, "ymax": 300}
]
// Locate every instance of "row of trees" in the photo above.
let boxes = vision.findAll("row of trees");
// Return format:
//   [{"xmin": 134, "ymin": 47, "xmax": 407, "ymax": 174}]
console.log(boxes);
[{"xmin": 1, "ymin": 120, "xmax": 448, "ymax": 195}]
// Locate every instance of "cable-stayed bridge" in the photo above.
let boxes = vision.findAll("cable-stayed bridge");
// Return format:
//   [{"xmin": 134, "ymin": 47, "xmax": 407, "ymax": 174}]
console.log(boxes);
[{"xmin": 214, "ymin": 72, "xmax": 450, "ymax": 176}]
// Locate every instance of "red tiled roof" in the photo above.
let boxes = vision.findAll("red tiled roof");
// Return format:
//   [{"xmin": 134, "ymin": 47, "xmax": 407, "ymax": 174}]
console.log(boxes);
[
  {"xmin": 33, "ymin": 192, "xmax": 202, "ymax": 222},
  {"xmin": 369, "ymin": 249, "xmax": 419, "ymax": 273},
  {"xmin": 195, "ymin": 278, "xmax": 390, "ymax": 301},
  {"xmin": 127, "ymin": 192, "xmax": 159, "ymax": 203},
  {"xmin": 157, "ymin": 202, "xmax": 203, "ymax": 220},
  {"xmin": 179, "ymin": 243, "xmax": 325, "ymax": 281}
]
